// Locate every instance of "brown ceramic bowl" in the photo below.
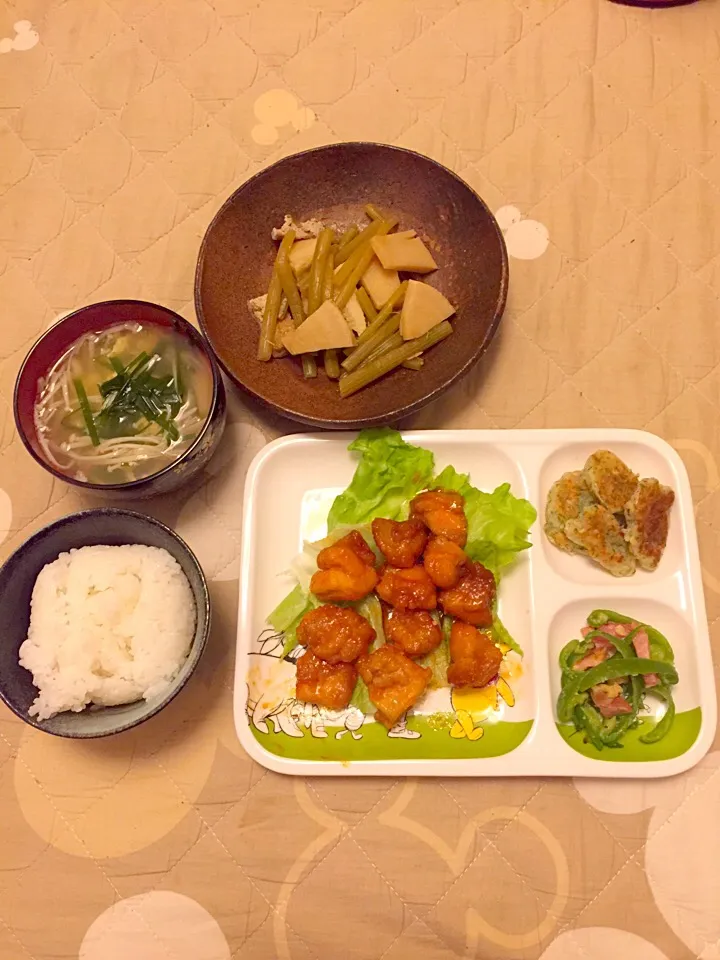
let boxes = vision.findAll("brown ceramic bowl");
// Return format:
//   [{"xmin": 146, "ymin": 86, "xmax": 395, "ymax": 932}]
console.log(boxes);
[
  {"xmin": 14, "ymin": 300, "xmax": 226, "ymax": 499},
  {"xmin": 195, "ymin": 142, "xmax": 508, "ymax": 429}
]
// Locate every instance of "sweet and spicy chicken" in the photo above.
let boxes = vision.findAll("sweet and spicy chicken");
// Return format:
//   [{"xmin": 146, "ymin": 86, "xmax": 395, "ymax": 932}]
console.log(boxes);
[
  {"xmin": 423, "ymin": 535, "xmax": 468, "ymax": 589},
  {"xmin": 371, "ymin": 517, "xmax": 428, "ymax": 568},
  {"xmin": 310, "ymin": 530, "xmax": 378, "ymax": 602},
  {"xmin": 384, "ymin": 608, "xmax": 442, "ymax": 659},
  {"xmin": 295, "ymin": 650, "xmax": 357, "ymax": 709},
  {"xmin": 447, "ymin": 621, "xmax": 502, "ymax": 688},
  {"xmin": 357, "ymin": 644, "xmax": 431, "ymax": 727},
  {"xmin": 439, "ymin": 561, "xmax": 495, "ymax": 627},
  {"xmin": 376, "ymin": 564, "xmax": 437, "ymax": 611},
  {"xmin": 297, "ymin": 603, "xmax": 375, "ymax": 663},
  {"xmin": 410, "ymin": 489, "xmax": 467, "ymax": 546}
]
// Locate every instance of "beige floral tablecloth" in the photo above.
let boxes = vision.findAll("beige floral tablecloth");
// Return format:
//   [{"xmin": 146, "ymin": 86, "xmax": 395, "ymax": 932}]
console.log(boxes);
[{"xmin": 1, "ymin": 0, "xmax": 720, "ymax": 957}]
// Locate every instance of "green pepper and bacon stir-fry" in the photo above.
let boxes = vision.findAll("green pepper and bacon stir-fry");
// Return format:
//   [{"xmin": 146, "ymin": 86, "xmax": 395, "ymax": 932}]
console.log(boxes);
[{"xmin": 557, "ymin": 608, "xmax": 678, "ymax": 750}]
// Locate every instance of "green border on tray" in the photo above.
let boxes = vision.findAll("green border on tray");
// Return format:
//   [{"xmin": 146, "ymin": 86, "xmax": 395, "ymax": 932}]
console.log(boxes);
[
  {"xmin": 556, "ymin": 707, "xmax": 702, "ymax": 762},
  {"xmin": 252, "ymin": 716, "xmax": 534, "ymax": 761}
]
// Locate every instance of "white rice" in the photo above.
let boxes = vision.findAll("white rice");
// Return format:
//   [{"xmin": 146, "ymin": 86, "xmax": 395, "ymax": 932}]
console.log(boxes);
[{"xmin": 19, "ymin": 544, "xmax": 196, "ymax": 720}]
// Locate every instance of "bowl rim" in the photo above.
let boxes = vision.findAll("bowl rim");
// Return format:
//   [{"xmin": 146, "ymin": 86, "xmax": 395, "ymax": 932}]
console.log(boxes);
[
  {"xmin": 194, "ymin": 140, "xmax": 509, "ymax": 429},
  {"xmin": 13, "ymin": 299, "xmax": 224, "ymax": 491},
  {"xmin": 0, "ymin": 507, "xmax": 212, "ymax": 739}
]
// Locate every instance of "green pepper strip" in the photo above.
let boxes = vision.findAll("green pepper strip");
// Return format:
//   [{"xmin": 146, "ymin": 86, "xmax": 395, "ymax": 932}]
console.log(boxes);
[
  {"xmin": 586, "ymin": 610, "xmax": 676, "ymax": 658},
  {"xmin": 562, "ymin": 630, "xmax": 643, "ymax": 747},
  {"xmin": 640, "ymin": 685, "xmax": 676, "ymax": 744},
  {"xmin": 590, "ymin": 628, "xmax": 638, "ymax": 659},
  {"xmin": 559, "ymin": 629, "xmax": 635, "ymax": 678},
  {"xmin": 579, "ymin": 657, "xmax": 676, "ymax": 691},
  {"xmin": 561, "ymin": 617, "xmax": 678, "ymax": 746},
  {"xmin": 645, "ymin": 626, "xmax": 675, "ymax": 662},
  {"xmin": 574, "ymin": 704, "xmax": 605, "ymax": 750},
  {"xmin": 586, "ymin": 608, "xmax": 634, "ymax": 627},
  {"xmin": 559, "ymin": 638, "xmax": 592, "ymax": 675},
  {"xmin": 558, "ymin": 657, "xmax": 677, "ymax": 723}
]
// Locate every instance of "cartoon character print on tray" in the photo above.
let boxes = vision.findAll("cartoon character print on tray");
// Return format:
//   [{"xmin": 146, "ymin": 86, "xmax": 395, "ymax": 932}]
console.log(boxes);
[{"xmin": 246, "ymin": 624, "xmax": 531, "ymax": 760}]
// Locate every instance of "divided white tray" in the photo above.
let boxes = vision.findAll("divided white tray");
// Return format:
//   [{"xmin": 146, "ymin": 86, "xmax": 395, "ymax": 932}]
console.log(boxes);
[{"xmin": 234, "ymin": 429, "xmax": 715, "ymax": 777}]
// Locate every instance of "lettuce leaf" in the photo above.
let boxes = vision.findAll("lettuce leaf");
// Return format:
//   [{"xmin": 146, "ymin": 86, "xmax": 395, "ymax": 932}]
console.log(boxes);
[
  {"xmin": 420, "ymin": 614, "xmax": 452, "ymax": 687},
  {"xmin": 492, "ymin": 609, "xmax": 522, "ymax": 656},
  {"xmin": 432, "ymin": 465, "xmax": 536, "ymax": 580},
  {"xmin": 327, "ymin": 427, "xmax": 435, "ymax": 530},
  {"xmin": 268, "ymin": 584, "xmax": 311, "ymax": 633},
  {"xmin": 267, "ymin": 584, "xmax": 315, "ymax": 658},
  {"xmin": 350, "ymin": 676, "xmax": 374, "ymax": 714}
]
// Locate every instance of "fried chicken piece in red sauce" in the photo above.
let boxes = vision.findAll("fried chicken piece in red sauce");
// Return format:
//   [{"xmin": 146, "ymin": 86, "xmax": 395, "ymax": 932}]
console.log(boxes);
[
  {"xmin": 371, "ymin": 517, "xmax": 428, "ymax": 568},
  {"xmin": 447, "ymin": 621, "xmax": 502, "ymax": 688},
  {"xmin": 384, "ymin": 608, "xmax": 442, "ymax": 659},
  {"xmin": 332, "ymin": 529, "xmax": 377, "ymax": 567},
  {"xmin": 439, "ymin": 561, "xmax": 495, "ymax": 627},
  {"xmin": 297, "ymin": 604, "xmax": 375, "ymax": 664},
  {"xmin": 410, "ymin": 489, "xmax": 468, "ymax": 546},
  {"xmin": 376, "ymin": 564, "xmax": 437, "ymax": 611},
  {"xmin": 310, "ymin": 530, "xmax": 378, "ymax": 602},
  {"xmin": 357, "ymin": 644, "xmax": 431, "ymax": 727},
  {"xmin": 423, "ymin": 536, "xmax": 468, "ymax": 589},
  {"xmin": 295, "ymin": 651, "xmax": 357, "ymax": 709}
]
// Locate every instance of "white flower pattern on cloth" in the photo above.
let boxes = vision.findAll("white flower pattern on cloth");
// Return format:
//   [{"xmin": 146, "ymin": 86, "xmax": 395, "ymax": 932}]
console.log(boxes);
[
  {"xmin": 575, "ymin": 752, "xmax": 720, "ymax": 959},
  {"xmin": 251, "ymin": 89, "xmax": 316, "ymax": 145},
  {"xmin": 0, "ymin": 20, "xmax": 39, "ymax": 53},
  {"xmin": 494, "ymin": 205, "xmax": 550, "ymax": 260},
  {"xmin": 80, "ymin": 892, "xmax": 231, "ymax": 960},
  {"xmin": 540, "ymin": 927, "xmax": 669, "ymax": 960}
]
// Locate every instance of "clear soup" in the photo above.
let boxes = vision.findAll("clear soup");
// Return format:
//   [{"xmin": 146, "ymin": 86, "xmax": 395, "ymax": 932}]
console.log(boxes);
[{"xmin": 34, "ymin": 322, "xmax": 213, "ymax": 484}]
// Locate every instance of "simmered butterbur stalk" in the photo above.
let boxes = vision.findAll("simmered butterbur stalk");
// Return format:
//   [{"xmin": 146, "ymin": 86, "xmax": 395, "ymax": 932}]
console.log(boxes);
[
  {"xmin": 257, "ymin": 267, "xmax": 283, "ymax": 362},
  {"xmin": 322, "ymin": 250, "xmax": 335, "ymax": 303},
  {"xmin": 359, "ymin": 330, "xmax": 403, "ymax": 368},
  {"xmin": 402, "ymin": 355, "xmax": 424, "ymax": 371},
  {"xmin": 340, "ymin": 321, "xmax": 452, "ymax": 398},
  {"xmin": 308, "ymin": 228, "xmax": 334, "ymax": 315},
  {"xmin": 277, "ymin": 230, "xmax": 304, "ymax": 327},
  {"xmin": 334, "ymin": 242, "xmax": 380, "ymax": 310},
  {"xmin": 276, "ymin": 229, "xmax": 317, "ymax": 378},
  {"xmin": 336, "ymin": 225, "xmax": 358, "ymax": 259},
  {"xmin": 342, "ymin": 313, "xmax": 401, "ymax": 374},
  {"xmin": 360, "ymin": 331, "xmax": 428, "ymax": 373},
  {"xmin": 335, "ymin": 219, "xmax": 383, "ymax": 266},
  {"xmin": 356, "ymin": 286, "xmax": 377, "ymax": 323},
  {"xmin": 316, "ymin": 243, "xmax": 340, "ymax": 377},
  {"xmin": 364, "ymin": 203, "xmax": 387, "ymax": 222},
  {"xmin": 353, "ymin": 281, "xmax": 407, "ymax": 350},
  {"xmin": 334, "ymin": 215, "xmax": 398, "ymax": 287},
  {"xmin": 324, "ymin": 350, "xmax": 341, "ymax": 379}
]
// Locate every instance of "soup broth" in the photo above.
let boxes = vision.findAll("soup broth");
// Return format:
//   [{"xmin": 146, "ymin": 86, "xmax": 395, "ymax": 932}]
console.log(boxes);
[{"xmin": 34, "ymin": 322, "xmax": 213, "ymax": 484}]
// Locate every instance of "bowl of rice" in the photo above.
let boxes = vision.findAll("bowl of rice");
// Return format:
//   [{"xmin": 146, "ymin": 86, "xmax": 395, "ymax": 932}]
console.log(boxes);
[{"xmin": 0, "ymin": 508, "xmax": 210, "ymax": 738}]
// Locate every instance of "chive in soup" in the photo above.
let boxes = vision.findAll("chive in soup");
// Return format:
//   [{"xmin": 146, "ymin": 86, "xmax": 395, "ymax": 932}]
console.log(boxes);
[{"xmin": 34, "ymin": 323, "xmax": 213, "ymax": 484}]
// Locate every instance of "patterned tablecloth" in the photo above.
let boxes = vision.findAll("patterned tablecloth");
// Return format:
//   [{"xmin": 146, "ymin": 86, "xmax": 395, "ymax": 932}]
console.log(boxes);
[{"xmin": 1, "ymin": 1, "xmax": 720, "ymax": 957}]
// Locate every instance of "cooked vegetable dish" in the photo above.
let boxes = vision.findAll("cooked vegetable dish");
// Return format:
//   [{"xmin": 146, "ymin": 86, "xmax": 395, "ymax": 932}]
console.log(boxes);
[
  {"xmin": 34, "ymin": 322, "xmax": 213, "ymax": 483},
  {"xmin": 557, "ymin": 608, "xmax": 678, "ymax": 749},
  {"xmin": 251, "ymin": 207, "xmax": 456, "ymax": 396}
]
